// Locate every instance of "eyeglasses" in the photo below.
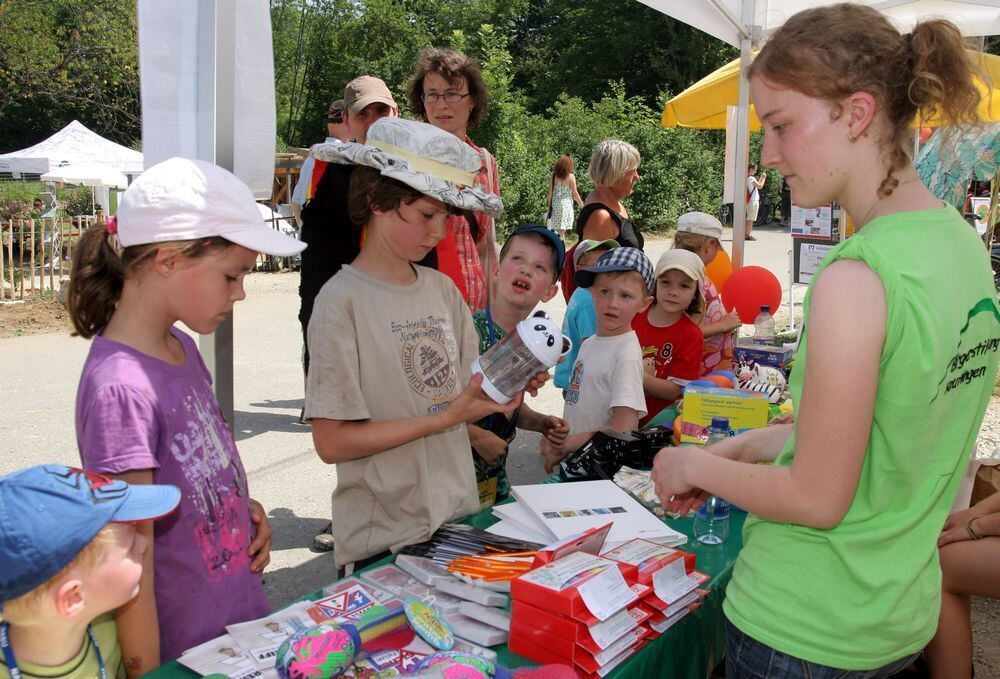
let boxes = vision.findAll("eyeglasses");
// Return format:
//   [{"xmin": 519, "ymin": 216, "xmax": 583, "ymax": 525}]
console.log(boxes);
[{"xmin": 421, "ymin": 91, "xmax": 471, "ymax": 104}]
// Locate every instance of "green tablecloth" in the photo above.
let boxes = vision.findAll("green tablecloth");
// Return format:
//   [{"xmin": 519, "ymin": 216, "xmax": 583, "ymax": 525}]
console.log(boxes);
[{"xmin": 148, "ymin": 501, "xmax": 745, "ymax": 679}]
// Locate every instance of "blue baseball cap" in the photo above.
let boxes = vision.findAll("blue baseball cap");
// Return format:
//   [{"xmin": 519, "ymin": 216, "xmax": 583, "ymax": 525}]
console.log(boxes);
[
  {"xmin": 505, "ymin": 224, "xmax": 566, "ymax": 276},
  {"xmin": 574, "ymin": 246, "xmax": 654, "ymax": 294},
  {"xmin": 0, "ymin": 465, "xmax": 181, "ymax": 603}
]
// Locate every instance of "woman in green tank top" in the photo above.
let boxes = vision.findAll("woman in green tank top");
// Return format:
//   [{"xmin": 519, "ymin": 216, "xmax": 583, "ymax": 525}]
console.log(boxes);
[{"xmin": 650, "ymin": 5, "xmax": 999, "ymax": 678}]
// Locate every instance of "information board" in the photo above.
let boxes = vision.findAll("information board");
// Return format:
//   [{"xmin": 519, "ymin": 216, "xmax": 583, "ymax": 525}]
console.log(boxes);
[{"xmin": 792, "ymin": 238, "xmax": 836, "ymax": 285}]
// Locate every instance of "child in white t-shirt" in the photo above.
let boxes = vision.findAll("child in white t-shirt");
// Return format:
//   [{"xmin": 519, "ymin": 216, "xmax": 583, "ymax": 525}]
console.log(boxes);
[{"xmin": 542, "ymin": 247, "xmax": 654, "ymax": 472}]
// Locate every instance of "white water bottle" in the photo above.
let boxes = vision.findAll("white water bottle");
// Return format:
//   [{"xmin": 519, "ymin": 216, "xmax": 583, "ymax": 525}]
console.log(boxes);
[{"xmin": 753, "ymin": 305, "xmax": 775, "ymax": 346}]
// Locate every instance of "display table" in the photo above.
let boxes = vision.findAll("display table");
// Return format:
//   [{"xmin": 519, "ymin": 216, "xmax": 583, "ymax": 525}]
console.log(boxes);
[{"xmin": 147, "ymin": 504, "xmax": 745, "ymax": 679}]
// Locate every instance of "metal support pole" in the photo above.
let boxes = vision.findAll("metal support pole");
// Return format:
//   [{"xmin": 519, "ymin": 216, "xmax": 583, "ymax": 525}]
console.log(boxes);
[
  {"xmin": 730, "ymin": 0, "xmax": 756, "ymax": 270},
  {"xmin": 196, "ymin": 0, "xmax": 237, "ymax": 431}
]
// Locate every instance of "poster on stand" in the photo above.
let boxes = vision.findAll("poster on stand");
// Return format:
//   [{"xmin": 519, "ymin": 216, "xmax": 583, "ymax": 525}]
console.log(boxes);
[
  {"xmin": 791, "ymin": 203, "xmax": 833, "ymax": 239},
  {"xmin": 971, "ymin": 197, "xmax": 991, "ymax": 236},
  {"xmin": 793, "ymin": 240, "xmax": 836, "ymax": 285}
]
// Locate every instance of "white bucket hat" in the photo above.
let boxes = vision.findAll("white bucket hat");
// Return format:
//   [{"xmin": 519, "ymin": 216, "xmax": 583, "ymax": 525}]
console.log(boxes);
[
  {"xmin": 115, "ymin": 158, "xmax": 306, "ymax": 257},
  {"xmin": 312, "ymin": 117, "xmax": 503, "ymax": 217}
]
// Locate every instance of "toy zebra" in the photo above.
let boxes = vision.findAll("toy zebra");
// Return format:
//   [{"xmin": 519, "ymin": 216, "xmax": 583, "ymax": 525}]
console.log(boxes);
[{"xmin": 735, "ymin": 359, "xmax": 786, "ymax": 404}]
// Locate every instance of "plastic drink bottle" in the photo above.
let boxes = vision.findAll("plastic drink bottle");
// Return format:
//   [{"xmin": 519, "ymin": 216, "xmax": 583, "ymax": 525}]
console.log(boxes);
[
  {"xmin": 753, "ymin": 305, "xmax": 775, "ymax": 346},
  {"xmin": 694, "ymin": 417, "xmax": 731, "ymax": 545}
]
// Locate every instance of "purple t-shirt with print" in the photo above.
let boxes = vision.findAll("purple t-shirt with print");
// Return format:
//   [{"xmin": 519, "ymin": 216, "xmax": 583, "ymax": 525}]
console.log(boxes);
[{"xmin": 76, "ymin": 328, "xmax": 269, "ymax": 662}]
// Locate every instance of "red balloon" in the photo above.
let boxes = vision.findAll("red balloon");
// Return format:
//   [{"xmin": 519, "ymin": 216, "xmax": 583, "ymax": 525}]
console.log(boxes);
[{"xmin": 721, "ymin": 266, "xmax": 783, "ymax": 324}]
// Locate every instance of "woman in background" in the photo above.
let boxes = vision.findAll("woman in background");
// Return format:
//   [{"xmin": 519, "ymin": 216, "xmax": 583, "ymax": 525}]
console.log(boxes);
[{"xmin": 547, "ymin": 155, "xmax": 583, "ymax": 240}]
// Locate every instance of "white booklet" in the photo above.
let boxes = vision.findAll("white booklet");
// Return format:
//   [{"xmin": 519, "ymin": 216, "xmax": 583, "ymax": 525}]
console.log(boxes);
[{"xmin": 510, "ymin": 480, "xmax": 685, "ymax": 547}]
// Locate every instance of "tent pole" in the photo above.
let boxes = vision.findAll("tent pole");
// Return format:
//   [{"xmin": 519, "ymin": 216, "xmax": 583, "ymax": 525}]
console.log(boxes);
[{"xmin": 731, "ymin": 0, "xmax": 756, "ymax": 271}]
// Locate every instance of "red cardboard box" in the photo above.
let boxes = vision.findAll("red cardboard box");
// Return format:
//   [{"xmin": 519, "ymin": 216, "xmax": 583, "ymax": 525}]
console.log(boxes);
[
  {"xmin": 600, "ymin": 539, "xmax": 696, "ymax": 585},
  {"xmin": 511, "ymin": 551, "xmax": 649, "ymax": 622},
  {"xmin": 511, "ymin": 599, "xmax": 652, "ymax": 651},
  {"xmin": 509, "ymin": 618, "xmax": 650, "ymax": 676},
  {"xmin": 508, "ymin": 633, "xmax": 647, "ymax": 679}
]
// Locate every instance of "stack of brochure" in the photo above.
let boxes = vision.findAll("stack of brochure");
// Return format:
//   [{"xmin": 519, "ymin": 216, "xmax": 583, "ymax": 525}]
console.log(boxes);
[{"xmin": 487, "ymin": 480, "xmax": 686, "ymax": 549}]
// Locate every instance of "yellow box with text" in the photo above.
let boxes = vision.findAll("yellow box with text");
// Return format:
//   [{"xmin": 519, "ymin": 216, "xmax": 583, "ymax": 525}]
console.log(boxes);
[{"xmin": 679, "ymin": 386, "xmax": 769, "ymax": 444}]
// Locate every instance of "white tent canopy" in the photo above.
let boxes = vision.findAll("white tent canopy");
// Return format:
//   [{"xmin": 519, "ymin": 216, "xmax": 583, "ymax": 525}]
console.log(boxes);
[
  {"xmin": 639, "ymin": 1, "xmax": 1000, "ymax": 48},
  {"xmin": 40, "ymin": 162, "xmax": 129, "ymax": 190},
  {"xmin": 0, "ymin": 120, "xmax": 144, "ymax": 176}
]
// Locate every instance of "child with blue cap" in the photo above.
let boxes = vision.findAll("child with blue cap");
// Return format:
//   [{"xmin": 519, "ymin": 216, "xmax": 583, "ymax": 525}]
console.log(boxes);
[{"xmin": 0, "ymin": 465, "xmax": 179, "ymax": 679}]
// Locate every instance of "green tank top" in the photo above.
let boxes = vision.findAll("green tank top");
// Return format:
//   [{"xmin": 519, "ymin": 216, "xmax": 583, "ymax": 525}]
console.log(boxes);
[{"xmin": 723, "ymin": 205, "xmax": 1000, "ymax": 669}]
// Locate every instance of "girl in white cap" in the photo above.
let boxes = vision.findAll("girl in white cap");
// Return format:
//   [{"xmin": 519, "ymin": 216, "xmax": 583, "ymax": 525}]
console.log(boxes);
[
  {"xmin": 67, "ymin": 157, "xmax": 305, "ymax": 669},
  {"xmin": 306, "ymin": 117, "xmax": 545, "ymax": 573},
  {"xmin": 633, "ymin": 249, "xmax": 707, "ymax": 427}
]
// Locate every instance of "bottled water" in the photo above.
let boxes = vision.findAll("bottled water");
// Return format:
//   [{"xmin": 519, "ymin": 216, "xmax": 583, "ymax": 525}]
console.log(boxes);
[
  {"xmin": 753, "ymin": 305, "xmax": 775, "ymax": 345},
  {"xmin": 694, "ymin": 417, "xmax": 731, "ymax": 545}
]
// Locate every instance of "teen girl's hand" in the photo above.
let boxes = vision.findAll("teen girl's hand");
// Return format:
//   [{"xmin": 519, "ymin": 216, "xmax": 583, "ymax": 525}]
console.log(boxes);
[
  {"xmin": 652, "ymin": 446, "xmax": 703, "ymax": 514},
  {"xmin": 248, "ymin": 499, "xmax": 272, "ymax": 573}
]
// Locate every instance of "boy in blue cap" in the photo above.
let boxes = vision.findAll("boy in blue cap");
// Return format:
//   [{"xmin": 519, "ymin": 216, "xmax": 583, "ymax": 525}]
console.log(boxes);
[
  {"xmin": 469, "ymin": 225, "xmax": 569, "ymax": 506},
  {"xmin": 542, "ymin": 247, "xmax": 654, "ymax": 472},
  {"xmin": 0, "ymin": 465, "xmax": 180, "ymax": 679}
]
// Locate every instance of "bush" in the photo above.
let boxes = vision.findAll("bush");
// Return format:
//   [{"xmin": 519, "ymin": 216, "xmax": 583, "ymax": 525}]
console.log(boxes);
[{"xmin": 59, "ymin": 187, "xmax": 93, "ymax": 217}]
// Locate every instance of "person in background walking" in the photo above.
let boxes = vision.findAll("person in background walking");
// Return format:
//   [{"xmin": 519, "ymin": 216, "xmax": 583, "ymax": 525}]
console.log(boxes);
[
  {"xmin": 547, "ymin": 155, "xmax": 583, "ymax": 240},
  {"xmin": 745, "ymin": 163, "xmax": 766, "ymax": 241}
]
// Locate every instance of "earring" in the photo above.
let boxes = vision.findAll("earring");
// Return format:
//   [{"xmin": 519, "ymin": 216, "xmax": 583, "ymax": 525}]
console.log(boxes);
[
  {"xmin": 162, "ymin": 272, "xmax": 169, "ymax": 278},
  {"xmin": 848, "ymin": 134, "xmax": 857, "ymax": 143}
]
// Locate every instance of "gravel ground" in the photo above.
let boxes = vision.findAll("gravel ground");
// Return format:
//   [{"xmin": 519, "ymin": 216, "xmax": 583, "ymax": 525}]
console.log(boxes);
[{"xmin": 1, "ymin": 226, "xmax": 997, "ymax": 675}]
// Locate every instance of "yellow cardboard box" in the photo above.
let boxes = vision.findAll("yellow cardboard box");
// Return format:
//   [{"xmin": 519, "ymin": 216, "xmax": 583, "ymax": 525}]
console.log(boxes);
[{"xmin": 679, "ymin": 386, "xmax": 769, "ymax": 444}]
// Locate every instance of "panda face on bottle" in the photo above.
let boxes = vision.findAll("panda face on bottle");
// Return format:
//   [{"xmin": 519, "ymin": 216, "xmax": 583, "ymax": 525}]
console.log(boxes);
[{"xmin": 533, "ymin": 323, "xmax": 556, "ymax": 348}]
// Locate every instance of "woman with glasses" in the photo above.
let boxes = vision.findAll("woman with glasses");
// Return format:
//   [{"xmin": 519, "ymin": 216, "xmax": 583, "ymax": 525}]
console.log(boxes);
[{"xmin": 407, "ymin": 47, "xmax": 499, "ymax": 312}]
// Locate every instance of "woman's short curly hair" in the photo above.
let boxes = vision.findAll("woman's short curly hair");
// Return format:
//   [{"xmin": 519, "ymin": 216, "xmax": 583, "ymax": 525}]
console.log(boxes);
[{"xmin": 407, "ymin": 47, "xmax": 489, "ymax": 132}]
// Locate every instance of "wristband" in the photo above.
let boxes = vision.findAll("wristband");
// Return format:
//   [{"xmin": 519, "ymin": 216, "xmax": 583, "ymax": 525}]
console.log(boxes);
[{"xmin": 966, "ymin": 517, "xmax": 983, "ymax": 540}]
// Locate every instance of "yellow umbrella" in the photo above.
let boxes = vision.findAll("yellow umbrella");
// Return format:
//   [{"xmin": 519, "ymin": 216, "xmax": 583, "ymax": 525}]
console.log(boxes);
[
  {"xmin": 661, "ymin": 54, "xmax": 761, "ymax": 131},
  {"xmin": 662, "ymin": 50, "xmax": 1000, "ymax": 131}
]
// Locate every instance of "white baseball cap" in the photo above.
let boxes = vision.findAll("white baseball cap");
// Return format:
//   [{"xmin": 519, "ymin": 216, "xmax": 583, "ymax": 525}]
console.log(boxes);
[
  {"xmin": 115, "ymin": 158, "xmax": 306, "ymax": 257},
  {"xmin": 654, "ymin": 249, "xmax": 705, "ymax": 284},
  {"xmin": 676, "ymin": 211, "xmax": 723, "ymax": 240}
]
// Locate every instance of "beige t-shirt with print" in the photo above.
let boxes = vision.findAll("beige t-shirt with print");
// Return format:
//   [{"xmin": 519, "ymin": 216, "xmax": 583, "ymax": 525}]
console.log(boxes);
[{"xmin": 306, "ymin": 264, "xmax": 480, "ymax": 567}]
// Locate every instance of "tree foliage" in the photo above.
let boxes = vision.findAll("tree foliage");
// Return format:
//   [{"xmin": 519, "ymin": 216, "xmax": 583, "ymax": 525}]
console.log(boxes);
[
  {"xmin": 7, "ymin": 0, "xmax": 883, "ymax": 234},
  {"xmin": 0, "ymin": 0, "xmax": 139, "ymax": 149}
]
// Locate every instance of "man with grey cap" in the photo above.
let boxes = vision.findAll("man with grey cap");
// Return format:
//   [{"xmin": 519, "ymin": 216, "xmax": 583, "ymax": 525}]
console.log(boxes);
[
  {"xmin": 297, "ymin": 76, "xmax": 397, "ymax": 551},
  {"xmin": 291, "ymin": 98, "xmax": 351, "ymax": 226}
]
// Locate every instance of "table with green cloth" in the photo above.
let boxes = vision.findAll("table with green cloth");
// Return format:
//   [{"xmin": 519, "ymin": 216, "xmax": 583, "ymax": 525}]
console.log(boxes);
[{"xmin": 147, "ymin": 504, "xmax": 745, "ymax": 679}]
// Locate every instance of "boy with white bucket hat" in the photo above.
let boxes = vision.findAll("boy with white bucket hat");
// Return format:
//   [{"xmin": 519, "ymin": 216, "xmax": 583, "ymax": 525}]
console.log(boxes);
[{"xmin": 305, "ymin": 117, "xmax": 548, "ymax": 572}]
